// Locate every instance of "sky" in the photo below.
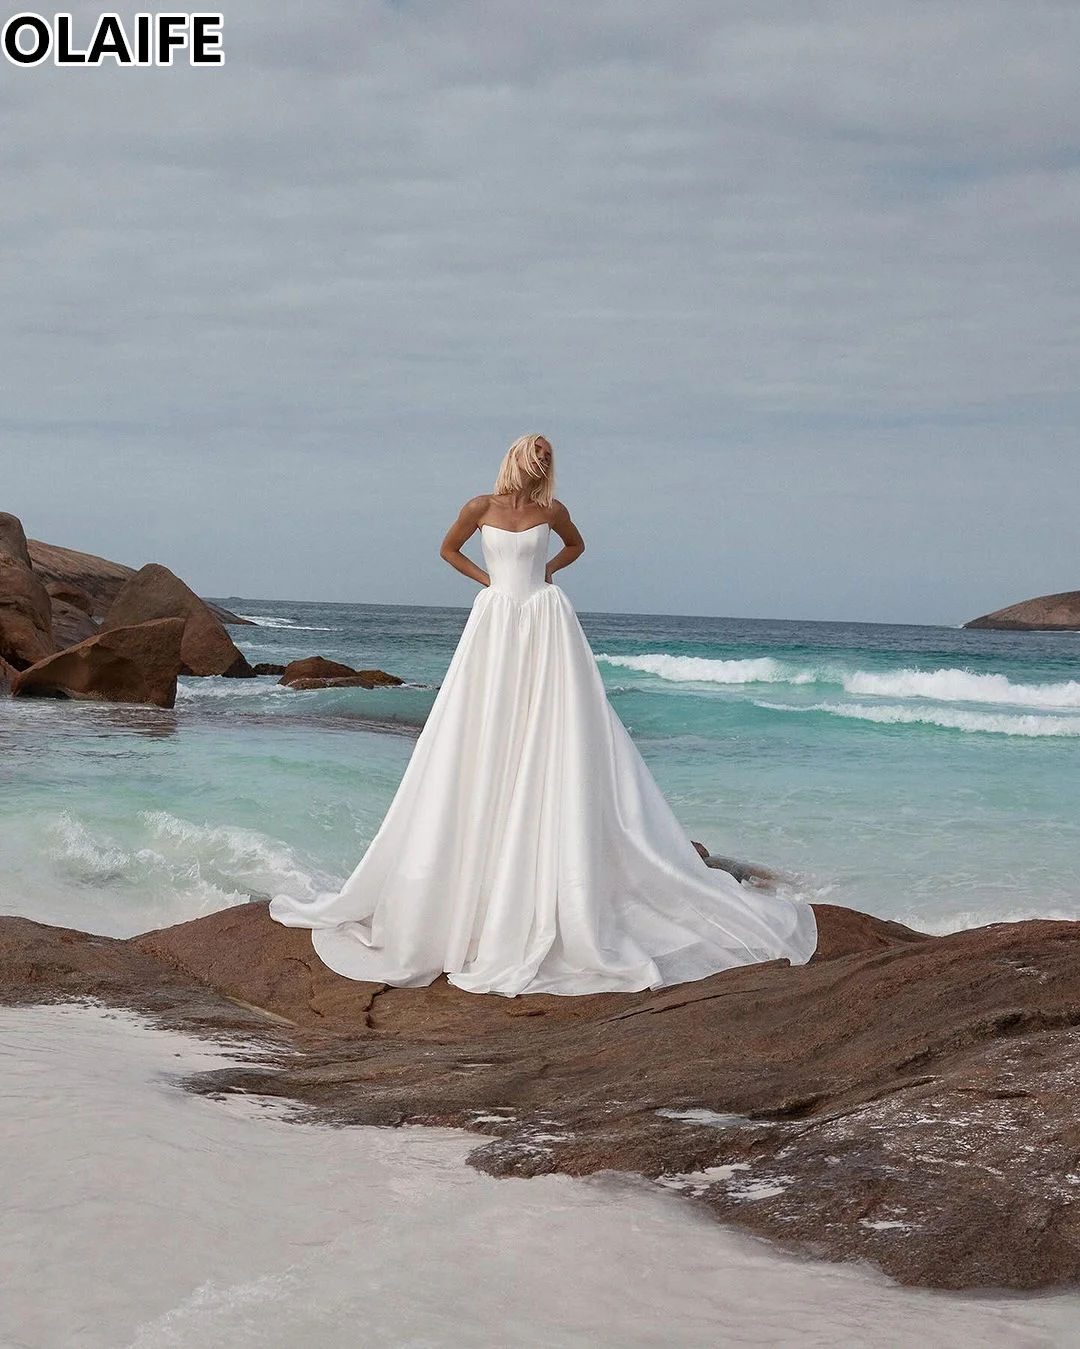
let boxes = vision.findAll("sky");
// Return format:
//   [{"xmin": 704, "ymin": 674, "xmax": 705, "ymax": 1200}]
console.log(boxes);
[{"xmin": 2, "ymin": 0, "xmax": 1078, "ymax": 623}]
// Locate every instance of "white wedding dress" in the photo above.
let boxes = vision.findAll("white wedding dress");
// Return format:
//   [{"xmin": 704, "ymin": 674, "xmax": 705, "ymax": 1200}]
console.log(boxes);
[{"xmin": 270, "ymin": 524, "xmax": 818, "ymax": 995}]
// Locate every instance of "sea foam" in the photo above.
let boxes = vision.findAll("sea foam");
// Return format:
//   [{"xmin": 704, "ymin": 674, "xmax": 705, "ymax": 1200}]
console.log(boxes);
[
  {"xmin": 599, "ymin": 653, "xmax": 1080, "ymax": 713},
  {"xmin": 843, "ymin": 668, "xmax": 1080, "ymax": 709},
  {"xmin": 236, "ymin": 615, "xmax": 336, "ymax": 631},
  {"xmin": 37, "ymin": 811, "xmax": 340, "ymax": 936},
  {"xmin": 758, "ymin": 701, "xmax": 1080, "ymax": 737},
  {"xmin": 596, "ymin": 654, "xmax": 816, "ymax": 685}
]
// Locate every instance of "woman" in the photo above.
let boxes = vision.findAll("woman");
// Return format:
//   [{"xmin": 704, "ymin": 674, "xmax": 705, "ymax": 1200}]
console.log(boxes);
[{"xmin": 270, "ymin": 434, "xmax": 817, "ymax": 995}]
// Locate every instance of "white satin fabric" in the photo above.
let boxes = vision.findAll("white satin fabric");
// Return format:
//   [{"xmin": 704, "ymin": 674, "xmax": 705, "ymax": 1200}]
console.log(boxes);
[{"xmin": 270, "ymin": 524, "xmax": 817, "ymax": 995}]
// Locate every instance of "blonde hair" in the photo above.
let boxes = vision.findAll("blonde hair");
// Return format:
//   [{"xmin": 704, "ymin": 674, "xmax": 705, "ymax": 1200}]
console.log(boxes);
[{"xmin": 493, "ymin": 434, "xmax": 555, "ymax": 508}]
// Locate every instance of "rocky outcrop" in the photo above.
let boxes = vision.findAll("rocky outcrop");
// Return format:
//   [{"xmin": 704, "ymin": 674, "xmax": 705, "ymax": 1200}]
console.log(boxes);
[
  {"xmin": 27, "ymin": 537, "xmax": 249, "ymax": 626},
  {"xmin": 100, "ymin": 564, "xmax": 252, "ymax": 678},
  {"xmin": 965, "ymin": 590, "xmax": 1080, "ymax": 631},
  {"xmin": 0, "ymin": 512, "xmax": 33, "ymax": 566},
  {"xmin": 279, "ymin": 657, "xmax": 404, "ymax": 690},
  {"xmin": 0, "ymin": 553, "xmax": 56, "ymax": 670},
  {"xmin": 252, "ymin": 663, "xmax": 287, "ymax": 676},
  {"xmin": 11, "ymin": 618, "xmax": 185, "ymax": 707},
  {"xmin": 4, "ymin": 894, "xmax": 1080, "ymax": 1290}
]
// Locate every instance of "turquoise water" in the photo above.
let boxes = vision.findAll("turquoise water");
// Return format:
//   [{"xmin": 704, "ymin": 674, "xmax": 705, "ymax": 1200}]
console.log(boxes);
[{"xmin": 2, "ymin": 600, "xmax": 1078, "ymax": 938}]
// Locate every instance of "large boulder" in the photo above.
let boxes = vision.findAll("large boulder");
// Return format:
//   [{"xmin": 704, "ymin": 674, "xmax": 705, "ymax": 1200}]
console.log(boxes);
[
  {"xmin": 27, "ymin": 538, "xmax": 250, "ymax": 626},
  {"xmin": 0, "ymin": 553, "xmax": 56, "ymax": 670},
  {"xmin": 965, "ymin": 590, "xmax": 1080, "ymax": 631},
  {"xmin": 100, "ymin": 564, "xmax": 252, "ymax": 678},
  {"xmin": 11, "ymin": 617, "xmax": 185, "ymax": 708},
  {"xmin": 0, "ymin": 512, "xmax": 32, "ymax": 566}
]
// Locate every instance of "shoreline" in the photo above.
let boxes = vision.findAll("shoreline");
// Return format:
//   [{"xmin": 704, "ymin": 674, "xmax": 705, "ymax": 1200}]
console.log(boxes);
[{"xmin": 5, "ymin": 898, "xmax": 1080, "ymax": 1292}]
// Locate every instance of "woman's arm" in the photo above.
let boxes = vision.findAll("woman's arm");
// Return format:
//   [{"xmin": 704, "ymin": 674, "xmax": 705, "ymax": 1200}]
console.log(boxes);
[
  {"xmin": 439, "ymin": 497, "xmax": 491, "ymax": 587},
  {"xmin": 545, "ymin": 501, "xmax": 585, "ymax": 583}
]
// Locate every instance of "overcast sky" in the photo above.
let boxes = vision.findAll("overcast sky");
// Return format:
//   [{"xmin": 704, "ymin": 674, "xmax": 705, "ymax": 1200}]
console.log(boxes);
[{"xmin": 2, "ymin": 0, "xmax": 1078, "ymax": 622}]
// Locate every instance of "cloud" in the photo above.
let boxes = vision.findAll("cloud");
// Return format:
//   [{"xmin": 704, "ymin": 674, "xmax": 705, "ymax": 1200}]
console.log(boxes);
[{"xmin": 1, "ymin": 0, "xmax": 1078, "ymax": 620}]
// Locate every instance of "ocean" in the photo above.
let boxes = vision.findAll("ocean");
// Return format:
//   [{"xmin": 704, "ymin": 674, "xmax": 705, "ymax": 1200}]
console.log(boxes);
[
  {"xmin": 2, "ymin": 600, "xmax": 1079, "ymax": 1345},
  {"xmin": 3, "ymin": 601, "xmax": 1078, "ymax": 938}
]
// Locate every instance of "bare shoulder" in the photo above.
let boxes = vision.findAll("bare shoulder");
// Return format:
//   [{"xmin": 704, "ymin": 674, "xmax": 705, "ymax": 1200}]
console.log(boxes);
[
  {"xmin": 547, "ymin": 499, "xmax": 584, "ymax": 547},
  {"xmin": 458, "ymin": 494, "xmax": 492, "ymax": 521}
]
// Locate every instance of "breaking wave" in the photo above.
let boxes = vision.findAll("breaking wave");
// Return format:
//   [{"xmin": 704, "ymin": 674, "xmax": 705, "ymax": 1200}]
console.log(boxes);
[
  {"xmin": 842, "ymin": 668, "xmax": 1080, "ymax": 708},
  {"xmin": 40, "ymin": 811, "xmax": 340, "ymax": 935},
  {"xmin": 598, "ymin": 653, "xmax": 1080, "ymax": 712},
  {"xmin": 237, "ymin": 615, "xmax": 336, "ymax": 631},
  {"xmin": 757, "ymin": 701, "xmax": 1080, "ymax": 737},
  {"xmin": 596, "ymin": 654, "xmax": 816, "ymax": 685}
]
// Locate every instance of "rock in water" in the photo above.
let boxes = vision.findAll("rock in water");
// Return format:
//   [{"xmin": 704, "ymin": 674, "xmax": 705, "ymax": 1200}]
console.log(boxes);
[
  {"xmin": 278, "ymin": 656, "xmax": 404, "ymax": 688},
  {"xmin": 964, "ymin": 590, "xmax": 1080, "ymax": 630},
  {"xmin": 0, "ymin": 554, "xmax": 56, "ymax": 670},
  {"xmin": 11, "ymin": 618, "xmax": 185, "ymax": 707},
  {"xmin": 285, "ymin": 672, "xmax": 405, "ymax": 691},
  {"xmin": 278, "ymin": 656, "xmax": 357, "ymax": 684},
  {"xmin": 100, "ymin": 564, "xmax": 252, "ymax": 677}
]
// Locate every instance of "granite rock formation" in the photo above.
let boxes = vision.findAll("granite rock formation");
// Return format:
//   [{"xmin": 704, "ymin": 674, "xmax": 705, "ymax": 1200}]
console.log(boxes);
[
  {"xmin": 0, "ymin": 512, "xmax": 33, "ymax": 567},
  {"xmin": 27, "ymin": 537, "xmax": 248, "ymax": 626},
  {"xmin": 0, "ymin": 553, "xmax": 56, "ymax": 670},
  {"xmin": 11, "ymin": 618, "xmax": 186, "ymax": 707},
  {"xmin": 965, "ymin": 591, "xmax": 1080, "ymax": 631},
  {"xmin": 100, "ymin": 564, "xmax": 252, "ymax": 678}
]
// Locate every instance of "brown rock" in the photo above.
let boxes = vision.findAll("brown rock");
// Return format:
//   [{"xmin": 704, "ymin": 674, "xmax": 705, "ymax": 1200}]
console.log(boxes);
[
  {"xmin": 12, "ymin": 617, "xmax": 185, "ymax": 707},
  {"xmin": 100, "ymin": 564, "xmax": 252, "ymax": 678},
  {"xmin": 46, "ymin": 582, "xmax": 95, "ymax": 615},
  {"xmin": 965, "ymin": 590, "xmax": 1080, "ymax": 631},
  {"xmin": 286, "ymin": 673, "xmax": 405, "ymax": 691},
  {"xmin": 0, "ymin": 553, "xmax": 56, "ymax": 670},
  {"xmin": 278, "ymin": 656, "xmax": 357, "ymax": 685},
  {"xmin": 0, "ymin": 512, "xmax": 32, "ymax": 566},
  {"xmin": 27, "ymin": 538, "xmax": 250, "ymax": 625},
  {"xmin": 0, "ymin": 654, "xmax": 17, "ymax": 691},
  {"xmin": 278, "ymin": 657, "xmax": 404, "ymax": 689},
  {"xmin": 27, "ymin": 539, "xmax": 137, "ymax": 620},
  {"xmin": 251, "ymin": 663, "xmax": 287, "ymax": 676},
  {"xmin": 49, "ymin": 600, "xmax": 99, "ymax": 650}
]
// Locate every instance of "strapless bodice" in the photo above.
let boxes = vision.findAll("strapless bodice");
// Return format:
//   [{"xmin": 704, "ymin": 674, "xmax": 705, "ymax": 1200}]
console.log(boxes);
[{"xmin": 480, "ymin": 523, "xmax": 550, "ymax": 602}]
